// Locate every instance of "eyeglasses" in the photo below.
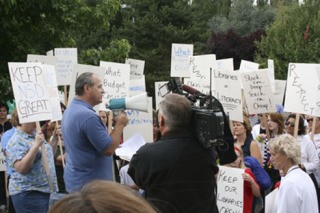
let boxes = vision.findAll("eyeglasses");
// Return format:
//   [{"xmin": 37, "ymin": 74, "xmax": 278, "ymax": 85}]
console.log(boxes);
[
  {"xmin": 307, "ymin": 119, "xmax": 313, "ymax": 123},
  {"xmin": 285, "ymin": 121, "xmax": 295, "ymax": 127}
]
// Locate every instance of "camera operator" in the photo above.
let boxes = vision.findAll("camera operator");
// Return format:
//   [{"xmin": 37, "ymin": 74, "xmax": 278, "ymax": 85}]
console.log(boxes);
[{"xmin": 128, "ymin": 93, "xmax": 218, "ymax": 213}]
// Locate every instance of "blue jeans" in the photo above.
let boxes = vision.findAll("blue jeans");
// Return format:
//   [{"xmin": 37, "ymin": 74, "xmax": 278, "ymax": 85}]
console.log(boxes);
[{"xmin": 11, "ymin": 191, "xmax": 50, "ymax": 213}]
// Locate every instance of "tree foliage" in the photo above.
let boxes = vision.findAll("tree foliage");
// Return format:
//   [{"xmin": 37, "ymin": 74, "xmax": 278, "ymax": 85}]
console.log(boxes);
[
  {"xmin": 111, "ymin": 0, "xmax": 230, "ymax": 97},
  {"xmin": 208, "ymin": 0, "xmax": 276, "ymax": 36},
  {"xmin": 255, "ymin": 0, "xmax": 320, "ymax": 79},
  {"xmin": 0, "ymin": 0, "xmax": 129, "ymax": 101}
]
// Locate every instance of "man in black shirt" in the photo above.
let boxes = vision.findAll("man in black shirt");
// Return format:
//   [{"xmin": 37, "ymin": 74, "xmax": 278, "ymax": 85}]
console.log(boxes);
[{"xmin": 128, "ymin": 93, "xmax": 218, "ymax": 213}]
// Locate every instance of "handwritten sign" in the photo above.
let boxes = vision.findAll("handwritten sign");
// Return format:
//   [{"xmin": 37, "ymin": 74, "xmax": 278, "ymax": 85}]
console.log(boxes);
[
  {"xmin": 155, "ymin": 81, "xmax": 168, "ymax": 110},
  {"xmin": 8, "ymin": 62, "xmax": 52, "ymax": 123},
  {"xmin": 0, "ymin": 144, "xmax": 6, "ymax": 171},
  {"xmin": 123, "ymin": 97, "xmax": 153, "ymax": 143},
  {"xmin": 268, "ymin": 59, "xmax": 276, "ymax": 92},
  {"xmin": 100, "ymin": 61, "xmax": 130, "ymax": 109},
  {"xmin": 217, "ymin": 166, "xmax": 244, "ymax": 213},
  {"xmin": 273, "ymin": 80, "xmax": 286, "ymax": 106},
  {"xmin": 241, "ymin": 69, "xmax": 276, "ymax": 114},
  {"xmin": 129, "ymin": 76, "xmax": 146, "ymax": 97},
  {"xmin": 212, "ymin": 69, "xmax": 243, "ymax": 122},
  {"xmin": 184, "ymin": 54, "xmax": 216, "ymax": 94},
  {"xmin": 54, "ymin": 48, "xmax": 78, "ymax": 86},
  {"xmin": 125, "ymin": 58, "xmax": 145, "ymax": 79},
  {"xmin": 68, "ymin": 64, "xmax": 106, "ymax": 112},
  {"xmin": 239, "ymin": 60, "xmax": 259, "ymax": 72},
  {"xmin": 216, "ymin": 58, "xmax": 234, "ymax": 71},
  {"xmin": 43, "ymin": 65, "xmax": 62, "ymax": 121},
  {"xmin": 284, "ymin": 63, "xmax": 320, "ymax": 116},
  {"xmin": 170, "ymin": 43, "xmax": 193, "ymax": 77},
  {"xmin": 27, "ymin": 54, "xmax": 56, "ymax": 66}
]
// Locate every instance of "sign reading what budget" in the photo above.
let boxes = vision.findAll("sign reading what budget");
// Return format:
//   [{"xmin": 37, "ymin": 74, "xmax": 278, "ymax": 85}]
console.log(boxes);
[{"xmin": 8, "ymin": 62, "xmax": 52, "ymax": 123}]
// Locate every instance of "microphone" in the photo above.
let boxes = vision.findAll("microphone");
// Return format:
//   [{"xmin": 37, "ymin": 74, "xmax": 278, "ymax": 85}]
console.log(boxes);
[{"xmin": 181, "ymin": 85, "xmax": 202, "ymax": 95}]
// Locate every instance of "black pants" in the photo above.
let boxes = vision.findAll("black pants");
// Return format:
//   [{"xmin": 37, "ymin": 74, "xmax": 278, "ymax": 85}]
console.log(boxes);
[{"xmin": 0, "ymin": 172, "xmax": 6, "ymax": 206}]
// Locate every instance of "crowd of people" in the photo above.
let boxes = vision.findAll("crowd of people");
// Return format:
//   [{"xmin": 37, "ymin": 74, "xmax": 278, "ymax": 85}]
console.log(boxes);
[{"xmin": 0, "ymin": 71, "xmax": 320, "ymax": 212}]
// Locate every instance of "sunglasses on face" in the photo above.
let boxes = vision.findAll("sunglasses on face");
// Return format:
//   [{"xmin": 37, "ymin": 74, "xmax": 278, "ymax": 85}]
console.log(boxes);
[
  {"xmin": 285, "ymin": 121, "xmax": 295, "ymax": 127},
  {"xmin": 307, "ymin": 119, "xmax": 313, "ymax": 123}
]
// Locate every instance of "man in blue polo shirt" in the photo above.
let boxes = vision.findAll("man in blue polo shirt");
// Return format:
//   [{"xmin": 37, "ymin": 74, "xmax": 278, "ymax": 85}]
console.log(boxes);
[{"xmin": 62, "ymin": 72, "xmax": 128, "ymax": 192}]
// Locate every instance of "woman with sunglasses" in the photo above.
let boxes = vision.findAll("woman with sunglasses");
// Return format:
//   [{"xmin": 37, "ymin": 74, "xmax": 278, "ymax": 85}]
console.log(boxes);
[{"xmin": 285, "ymin": 114, "xmax": 320, "ymax": 207}]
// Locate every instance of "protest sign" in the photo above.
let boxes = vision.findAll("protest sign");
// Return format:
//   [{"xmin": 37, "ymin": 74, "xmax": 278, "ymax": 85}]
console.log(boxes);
[
  {"xmin": 68, "ymin": 64, "xmax": 106, "ymax": 112},
  {"xmin": 0, "ymin": 144, "xmax": 6, "ymax": 171},
  {"xmin": 54, "ymin": 48, "xmax": 77, "ymax": 86},
  {"xmin": 184, "ymin": 54, "xmax": 216, "ymax": 94},
  {"xmin": 265, "ymin": 188, "xmax": 278, "ymax": 213},
  {"xmin": 284, "ymin": 63, "xmax": 320, "ymax": 116},
  {"xmin": 212, "ymin": 69, "xmax": 243, "ymax": 122},
  {"xmin": 216, "ymin": 58, "xmax": 234, "ymax": 71},
  {"xmin": 100, "ymin": 61, "xmax": 130, "ymax": 109},
  {"xmin": 239, "ymin": 60, "xmax": 259, "ymax": 72},
  {"xmin": 43, "ymin": 65, "xmax": 62, "ymax": 121},
  {"xmin": 217, "ymin": 166, "xmax": 244, "ymax": 213},
  {"xmin": 115, "ymin": 132, "xmax": 146, "ymax": 161},
  {"xmin": 129, "ymin": 75, "xmax": 146, "ymax": 96},
  {"xmin": 8, "ymin": 62, "xmax": 52, "ymax": 123},
  {"xmin": 123, "ymin": 97, "xmax": 153, "ymax": 143},
  {"xmin": 27, "ymin": 54, "xmax": 56, "ymax": 66},
  {"xmin": 170, "ymin": 43, "xmax": 193, "ymax": 77},
  {"xmin": 268, "ymin": 59, "xmax": 276, "ymax": 92},
  {"xmin": 155, "ymin": 81, "xmax": 168, "ymax": 110},
  {"xmin": 241, "ymin": 69, "xmax": 276, "ymax": 114},
  {"xmin": 273, "ymin": 80, "xmax": 286, "ymax": 106},
  {"xmin": 125, "ymin": 58, "xmax": 145, "ymax": 79}
]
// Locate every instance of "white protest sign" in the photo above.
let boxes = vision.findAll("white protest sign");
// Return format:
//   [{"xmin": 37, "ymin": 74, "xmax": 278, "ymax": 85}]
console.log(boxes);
[
  {"xmin": 273, "ymin": 80, "xmax": 286, "ymax": 106},
  {"xmin": 155, "ymin": 81, "xmax": 168, "ymax": 110},
  {"xmin": 27, "ymin": 54, "xmax": 56, "ymax": 66},
  {"xmin": 0, "ymin": 144, "xmax": 6, "ymax": 171},
  {"xmin": 216, "ymin": 58, "xmax": 234, "ymax": 71},
  {"xmin": 54, "ymin": 48, "xmax": 78, "ymax": 86},
  {"xmin": 265, "ymin": 188, "xmax": 279, "ymax": 213},
  {"xmin": 268, "ymin": 59, "xmax": 276, "ymax": 92},
  {"xmin": 129, "ymin": 75, "xmax": 146, "ymax": 97},
  {"xmin": 212, "ymin": 69, "xmax": 243, "ymax": 122},
  {"xmin": 43, "ymin": 65, "xmax": 62, "ymax": 121},
  {"xmin": 184, "ymin": 54, "xmax": 216, "ymax": 94},
  {"xmin": 125, "ymin": 58, "xmax": 145, "ymax": 79},
  {"xmin": 100, "ymin": 61, "xmax": 130, "ymax": 109},
  {"xmin": 217, "ymin": 166, "xmax": 244, "ymax": 213},
  {"xmin": 115, "ymin": 132, "xmax": 146, "ymax": 161},
  {"xmin": 239, "ymin": 60, "xmax": 259, "ymax": 72},
  {"xmin": 284, "ymin": 63, "xmax": 320, "ymax": 116},
  {"xmin": 170, "ymin": 43, "xmax": 193, "ymax": 77},
  {"xmin": 123, "ymin": 97, "xmax": 153, "ymax": 143},
  {"xmin": 241, "ymin": 69, "xmax": 276, "ymax": 114},
  {"xmin": 46, "ymin": 50, "xmax": 54, "ymax": 56},
  {"xmin": 8, "ymin": 62, "xmax": 52, "ymax": 123},
  {"xmin": 68, "ymin": 64, "xmax": 106, "ymax": 112}
]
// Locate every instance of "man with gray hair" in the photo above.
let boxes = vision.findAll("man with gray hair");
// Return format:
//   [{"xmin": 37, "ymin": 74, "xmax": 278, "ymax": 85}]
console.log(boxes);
[
  {"xmin": 62, "ymin": 72, "xmax": 128, "ymax": 192},
  {"xmin": 128, "ymin": 93, "xmax": 218, "ymax": 213}
]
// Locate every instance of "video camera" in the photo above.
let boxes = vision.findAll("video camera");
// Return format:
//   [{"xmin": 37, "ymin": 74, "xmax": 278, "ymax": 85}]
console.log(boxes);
[{"xmin": 159, "ymin": 78, "xmax": 236, "ymax": 165}]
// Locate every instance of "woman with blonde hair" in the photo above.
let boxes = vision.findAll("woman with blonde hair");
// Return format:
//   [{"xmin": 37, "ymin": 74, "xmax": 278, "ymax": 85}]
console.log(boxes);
[
  {"xmin": 48, "ymin": 180, "xmax": 156, "ymax": 213},
  {"xmin": 270, "ymin": 134, "xmax": 318, "ymax": 212}
]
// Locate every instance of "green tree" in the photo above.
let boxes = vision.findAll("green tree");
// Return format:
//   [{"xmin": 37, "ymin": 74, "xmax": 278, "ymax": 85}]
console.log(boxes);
[
  {"xmin": 255, "ymin": 0, "xmax": 320, "ymax": 79},
  {"xmin": 0, "ymin": 0, "xmax": 129, "ymax": 101},
  {"xmin": 208, "ymin": 0, "xmax": 276, "ymax": 36},
  {"xmin": 112, "ymin": 0, "xmax": 229, "ymax": 98}
]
